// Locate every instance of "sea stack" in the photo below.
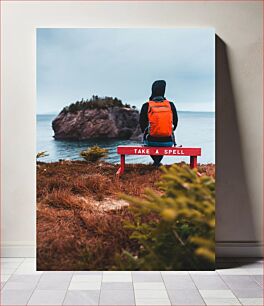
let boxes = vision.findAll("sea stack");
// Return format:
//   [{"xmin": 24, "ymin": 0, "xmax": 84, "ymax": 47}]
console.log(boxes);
[{"xmin": 52, "ymin": 96, "xmax": 142, "ymax": 141}]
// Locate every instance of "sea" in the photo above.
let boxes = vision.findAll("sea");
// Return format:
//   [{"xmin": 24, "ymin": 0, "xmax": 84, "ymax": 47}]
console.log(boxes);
[{"xmin": 37, "ymin": 112, "xmax": 215, "ymax": 165}]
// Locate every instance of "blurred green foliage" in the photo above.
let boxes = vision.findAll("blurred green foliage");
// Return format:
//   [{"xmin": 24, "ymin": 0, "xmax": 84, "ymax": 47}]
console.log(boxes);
[
  {"xmin": 80, "ymin": 146, "xmax": 108, "ymax": 162},
  {"xmin": 36, "ymin": 151, "xmax": 49, "ymax": 159},
  {"xmin": 116, "ymin": 164, "xmax": 215, "ymax": 270}
]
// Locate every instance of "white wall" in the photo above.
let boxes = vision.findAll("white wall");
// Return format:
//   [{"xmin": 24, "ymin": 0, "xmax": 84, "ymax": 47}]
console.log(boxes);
[{"xmin": 1, "ymin": 1, "xmax": 262, "ymax": 257}]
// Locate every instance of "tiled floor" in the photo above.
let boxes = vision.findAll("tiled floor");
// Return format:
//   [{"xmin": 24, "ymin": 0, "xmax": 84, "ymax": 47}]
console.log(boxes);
[{"xmin": 0, "ymin": 258, "xmax": 263, "ymax": 305}]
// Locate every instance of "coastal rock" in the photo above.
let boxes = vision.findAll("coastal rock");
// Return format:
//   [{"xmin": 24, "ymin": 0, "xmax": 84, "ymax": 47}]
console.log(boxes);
[{"xmin": 52, "ymin": 106, "xmax": 142, "ymax": 140}]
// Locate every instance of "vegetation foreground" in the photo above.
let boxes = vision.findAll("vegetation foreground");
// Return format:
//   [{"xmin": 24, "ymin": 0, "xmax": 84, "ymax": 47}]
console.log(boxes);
[{"xmin": 37, "ymin": 161, "xmax": 215, "ymax": 271}]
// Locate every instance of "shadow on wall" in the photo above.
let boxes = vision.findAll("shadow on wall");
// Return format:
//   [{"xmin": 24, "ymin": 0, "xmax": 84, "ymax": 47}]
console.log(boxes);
[{"xmin": 215, "ymin": 35, "xmax": 258, "ymax": 263}]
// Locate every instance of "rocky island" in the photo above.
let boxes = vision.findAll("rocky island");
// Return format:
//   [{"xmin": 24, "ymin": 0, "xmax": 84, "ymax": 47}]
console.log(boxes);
[{"xmin": 52, "ymin": 96, "xmax": 142, "ymax": 140}]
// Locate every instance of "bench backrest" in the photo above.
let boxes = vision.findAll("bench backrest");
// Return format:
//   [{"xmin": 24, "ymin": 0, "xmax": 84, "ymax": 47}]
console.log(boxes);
[{"xmin": 117, "ymin": 146, "xmax": 201, "ymax": 156}]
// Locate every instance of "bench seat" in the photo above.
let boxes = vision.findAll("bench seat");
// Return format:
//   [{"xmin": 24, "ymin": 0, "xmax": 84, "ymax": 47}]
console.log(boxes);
[{"xmin": 116, "ymin": 145, "xmax": 201, "ymax": 175}]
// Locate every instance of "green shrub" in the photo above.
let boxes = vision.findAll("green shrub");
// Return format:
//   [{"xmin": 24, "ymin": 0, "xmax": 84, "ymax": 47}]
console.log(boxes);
[
  {"xmin": 80, "ymin": 146, "xmax": 108, "ymax": 162},
  {"xmin": 116, "ymin": 164, "xmax": 215, "ymax": 270},
  {"xmin": 61, "ymin": 96, "xmax": 130, "ymax": 114}
]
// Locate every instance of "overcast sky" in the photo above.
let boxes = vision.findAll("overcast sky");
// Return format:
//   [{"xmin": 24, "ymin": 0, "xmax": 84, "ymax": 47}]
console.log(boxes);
[{"xmin": 37, "ymin": 28, "xmax": 215, "ymax": 114}]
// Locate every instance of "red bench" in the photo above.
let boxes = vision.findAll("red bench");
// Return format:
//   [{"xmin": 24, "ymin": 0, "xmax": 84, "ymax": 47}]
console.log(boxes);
[{"xmin": 116, "ymin": 146, "xmax": 201, "ymax": 175}]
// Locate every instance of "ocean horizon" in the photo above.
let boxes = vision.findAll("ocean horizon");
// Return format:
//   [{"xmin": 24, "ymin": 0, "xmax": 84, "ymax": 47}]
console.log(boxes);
[{"xmin": 37, "ymin": 111, "xmax": 215, "ymax": 164}]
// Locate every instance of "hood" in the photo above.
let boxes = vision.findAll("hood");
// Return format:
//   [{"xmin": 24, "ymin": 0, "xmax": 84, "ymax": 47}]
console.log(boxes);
[{"xmin": 149, "ymin": 80, "xmax": 166, "ymax": 100}]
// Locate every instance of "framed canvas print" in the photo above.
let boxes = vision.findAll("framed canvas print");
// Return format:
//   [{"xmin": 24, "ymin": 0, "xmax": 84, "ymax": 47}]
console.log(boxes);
[{"xmin": 37, "ymin": 28, "xmax": 215, "ymax": 271}]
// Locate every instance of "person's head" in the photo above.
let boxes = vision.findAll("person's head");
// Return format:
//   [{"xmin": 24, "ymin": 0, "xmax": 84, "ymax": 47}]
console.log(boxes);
[{"xmin": 150, "ymin": 80, "xmax": 166, "ymax": 100}]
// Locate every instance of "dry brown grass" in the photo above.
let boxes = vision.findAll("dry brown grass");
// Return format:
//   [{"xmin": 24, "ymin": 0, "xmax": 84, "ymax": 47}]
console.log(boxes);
[
  {"xmin": 37, "ymin": 160, "xmax": 215, "ymax": 270},
  {"xmin": 198, "ymin": 163, "xmax": 216, "ymax": 178}
]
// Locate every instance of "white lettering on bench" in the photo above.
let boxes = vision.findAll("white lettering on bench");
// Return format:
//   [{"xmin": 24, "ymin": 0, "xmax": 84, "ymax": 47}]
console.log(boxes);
[
  {"xmin": 133, "ymin": 148, "xmax": 185, "ymax": 155},
  {"xmin": 164, "ymin": 149, "xmax": 184, "ymax": 155},
  {"xmin": 134, "ymin": 148, "xmax": 150, "ymax": 154}
]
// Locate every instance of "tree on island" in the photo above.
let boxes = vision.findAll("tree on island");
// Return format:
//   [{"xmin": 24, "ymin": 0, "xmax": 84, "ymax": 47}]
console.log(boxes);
[{"xmin": 61, "ymin": 96, "xmax": 134, "ymax": 114}]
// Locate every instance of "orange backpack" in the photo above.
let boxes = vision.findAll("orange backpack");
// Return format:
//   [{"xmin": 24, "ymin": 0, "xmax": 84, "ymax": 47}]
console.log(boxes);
[{"xmin": 147, "ymin": 100, "xmax": 173, "ymax": 137}]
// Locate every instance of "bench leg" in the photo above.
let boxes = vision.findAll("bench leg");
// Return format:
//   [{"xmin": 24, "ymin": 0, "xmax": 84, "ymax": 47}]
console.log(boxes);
[
  {"xmin": 190, "ymin": 156, "xmax": 197, "ymax": 169},
  {"xmin": 116, "ymin": 154, "xmax": 125, "ymax": 175}
]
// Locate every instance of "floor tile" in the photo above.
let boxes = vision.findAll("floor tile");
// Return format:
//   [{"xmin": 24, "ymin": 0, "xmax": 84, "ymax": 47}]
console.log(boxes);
[
  {"xmin": 71, "ymin": 274, "xmax": 101, "ymax": 282},
  {"xmin": 63, "ymin": 290, "xmax": 100, "ymax": 305},
  {"xmin": 231, "ymin": 287, "xmax": 263, "ymax": 298},
  {"xmin": 1, "ymin": 275, "xmax": 11, "ymax": 282},
  {"xmin": 252, "ymin": 275, "xmax": 263, "ymax": 287},
  {"xmin": 167, "ymin": 289, "xmax": 205, "ymax": 305},
  {"xmin": 245, "ymin": 268, "xmax": 263, "ymax": 275},
  {"xmin": 101, "ymin": 281, "xmax": 133, "ymax": 290},
  {"xmin": 163, "ymin": 275, "xmax": 196, "ymax": 289},
  {"xmin": 189, "ymin": 271, "xmax": 217, "ymax": 275},
  {"xmin": 8, "ymin": 274, "xmax": 41, "ymax": 283},
  {"xmin": 102, "ymin": 273, "xmax": 132, "ymax": 282},
  {"xmin": 161, "ymin": 271, "xmax": 189, "ymax": 275},
  {"xmin": 134, "ymin": 282, "xmax": 166, "ymax": 290},
  {"xmin": 217, "ymin": 268, "xmax": 249, "ymax": 275},
  {"xmin": 37, "ymin": 273, "xmax": 72, "ymax": 290},
  {"xmin": 203, "ymin": 298, "xmax": 241, "ymax": 305},
  {"xmin": 132, "ymin": 272, "xmax": 163, "ymax": 282},
  {"xmin": 103, "ymin": 271, "xmax": 131, "ymax": 275},
  {"xmin": 3, "ymin": 280, "xmax": 38, "ymax": 291},
  {"xmin": 135, "ymin": 289, "xmax": 169, "ymax": 299},
  {"xmin": 1, "ymin": 288, "xmax": 33, "ymax": 305},
  {"xmin": 28, "ymin": 289, "xmax": 66, "ymax": 305},
  {"xmin": 74, "ymin": 271, "xmax": 103, "ymax": 275},
  {"xmin": 239, "ymin": 298, "xmax": 264, "ymax": 305},
  {"xmin": 15, "ymin": 271, "xmax": 43, "ymax": 276},
  {"xmin": 1, "ymin": 257, "xmax": 263, "ymax": 306},
  {"xmin": 14, "ymin": 262, "xmax": 42, "ymax": 275},
  {"xmin": 199, "ymin": 289, "xmax": 236, "ymax": 298},
  {"xmin": 99, "ymin": 289, "xmax": 135, "ymax": 305},
  {"xmin": 221, "ymin": 275, "xmax": 261, "ymax": 289},
  {"xmin": 68, "ymin": 281, "xmax": 101, "ymax": 290},
  {"xmin": 191, "ymin": 275, "xmax": 228, "ymax": 289},
  {"xmin": 44, "ymin": 271, "xmax": 73, "ymax": 275},
  {"xmin": 136, "ymin": 298, "xmax": 171, "ymax": 305}
]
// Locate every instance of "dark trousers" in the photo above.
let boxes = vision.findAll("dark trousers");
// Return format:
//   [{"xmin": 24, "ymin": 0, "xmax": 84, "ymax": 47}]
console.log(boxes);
[
  {"xmin": 150, "ymin": 155, "xmax": 163, "ymax": 165},
  {"xmin": 144, "ymin": 139, "xmax": 174, "ymax": 166},
  {"xmin": 143, "ymin": 131, "xmax": 175, "ymax": 166}
]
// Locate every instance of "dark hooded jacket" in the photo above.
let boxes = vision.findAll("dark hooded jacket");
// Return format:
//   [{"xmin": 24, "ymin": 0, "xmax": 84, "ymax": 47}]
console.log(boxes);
[{"xmin": 139, "ymin": 80, "xmax": 178, "ymax": 142}]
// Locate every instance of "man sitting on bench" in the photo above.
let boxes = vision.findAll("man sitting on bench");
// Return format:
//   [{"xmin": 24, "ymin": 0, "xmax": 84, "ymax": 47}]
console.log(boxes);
[{"xmin": 139, "ymin": 80, "xmax": 178, "ymax": 167}]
